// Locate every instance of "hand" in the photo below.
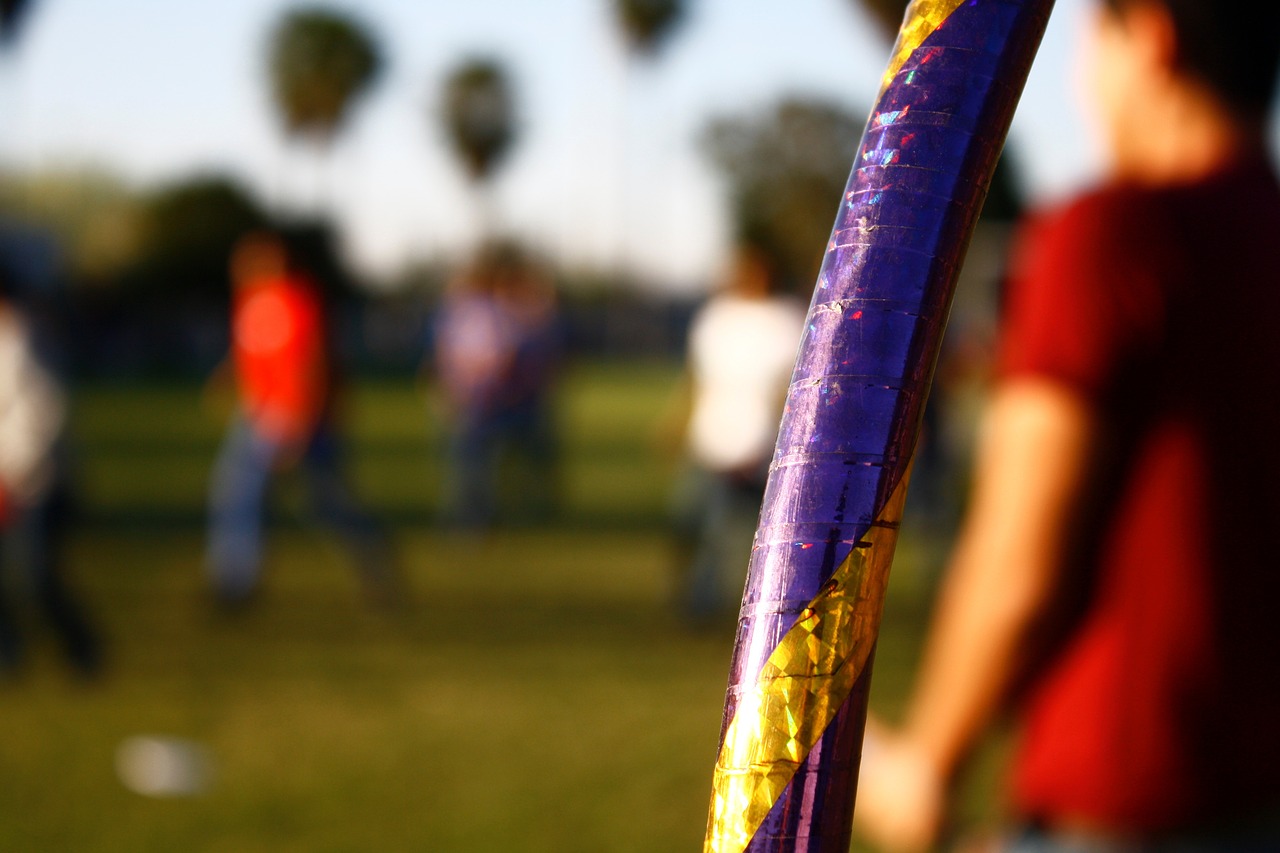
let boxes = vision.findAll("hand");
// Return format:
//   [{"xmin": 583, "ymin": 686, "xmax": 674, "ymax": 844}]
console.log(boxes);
[
  {"xmin": 255, "ymin": 410, "xmax": 312, "ymax": 471},
  {"xmin": 854, "ymin": 716, "xmax": 948, "ymax": 853}
]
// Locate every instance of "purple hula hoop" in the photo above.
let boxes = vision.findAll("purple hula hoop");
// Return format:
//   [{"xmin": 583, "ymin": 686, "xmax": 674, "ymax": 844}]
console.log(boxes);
[{"xmin": 704, "ymin": 2, "xmax": 1056, "ymax": 851}]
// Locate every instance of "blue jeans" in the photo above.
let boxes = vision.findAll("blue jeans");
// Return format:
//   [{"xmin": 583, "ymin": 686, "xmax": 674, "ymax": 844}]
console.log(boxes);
[
  {"xmin": 206, "ymin": 417, "xmax": 388, "ymax": 601},
  {"xmin": 442, "ymin": 402, "xmax": 559, "ymax": 529},
  {"xmin": 670, "ymin": 465, "xmax": 764, "ymax": 623}
]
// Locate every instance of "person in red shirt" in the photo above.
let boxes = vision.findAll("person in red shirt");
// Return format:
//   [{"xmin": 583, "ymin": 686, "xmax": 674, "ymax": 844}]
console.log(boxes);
[
  {"xmin": 854, "ymin": 1, "xmax": 1280, "ymax": 850},
  {"xmin": 205, "ymin": 230, "xmax": 394, "ymax": 609}
]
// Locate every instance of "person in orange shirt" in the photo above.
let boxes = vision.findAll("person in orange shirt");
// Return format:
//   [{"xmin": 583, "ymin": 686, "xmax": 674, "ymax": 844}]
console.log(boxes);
[{"xmin": 205, "ymin": 230, "xmax": 393, "ymax": 609}]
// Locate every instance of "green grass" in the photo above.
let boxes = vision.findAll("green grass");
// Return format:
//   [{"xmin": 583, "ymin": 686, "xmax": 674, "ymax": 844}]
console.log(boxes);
[
  {"xmin": 73, "ymin": 362, "xmax": 685, "ymax": 527},
  {"xmin": 0, "ymin": 362, "xmax": 1003, "ymax": 851}
]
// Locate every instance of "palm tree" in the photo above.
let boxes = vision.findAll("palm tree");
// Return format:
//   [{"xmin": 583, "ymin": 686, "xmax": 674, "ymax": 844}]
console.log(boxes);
[
  {"xmin": 0, "ymin": 0, "xmax": 33, "ymax": 48},
  {"xmin": 439, "ymin": 57, "xmax": 517, "ymax": 236},
  {"xmin": 267, "ymin": 6, "xmax": 382, "ymax": 145},
  {"xmin": 0, "ymin": 0, "xmax": 35, "ymax": 173},
  {"xmin": 613, "ymin": 0, "xmax": 685, "ymax": 58},
  {"xmin": 606, "ymin": 0, "xmax": 685, "ymax": 282},
  {"xmin": 440, "ymin": 58, "xmax": 517, "ymax": 183}
]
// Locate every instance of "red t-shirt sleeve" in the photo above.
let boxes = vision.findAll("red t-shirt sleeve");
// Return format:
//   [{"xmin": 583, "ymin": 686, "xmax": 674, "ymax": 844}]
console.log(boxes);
[{"xmin": 998, "ymin": 189, "xmax": 1165, "ymax": 402}]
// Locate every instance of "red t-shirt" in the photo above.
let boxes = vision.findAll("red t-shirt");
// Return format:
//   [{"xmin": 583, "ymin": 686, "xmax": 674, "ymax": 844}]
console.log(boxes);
[
  {"xmin": 999, "ymin": 156, "xmax": 1280, "ymax": 833},
  {"xmin": 232, "ymin": 274, "xmax": 326, "ymax": 444}
]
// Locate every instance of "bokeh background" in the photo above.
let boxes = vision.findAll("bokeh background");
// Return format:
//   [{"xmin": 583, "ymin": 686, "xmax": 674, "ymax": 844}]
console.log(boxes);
[{"xmin": 2, "ymin": 1, "xmax": 1272, "ymax": 850}]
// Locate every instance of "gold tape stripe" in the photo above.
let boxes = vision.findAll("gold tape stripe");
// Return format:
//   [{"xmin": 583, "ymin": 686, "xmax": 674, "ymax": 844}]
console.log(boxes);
[
  {"xmin": 879, "ymin": 0, "xmax": 970, "ymax": 96},
  {"xmin": 703, "ymin": 475, "xmax": 911, "ymax": 853}
]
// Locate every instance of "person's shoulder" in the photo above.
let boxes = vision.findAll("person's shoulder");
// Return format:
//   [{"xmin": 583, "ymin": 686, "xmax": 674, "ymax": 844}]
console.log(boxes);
[
  {"xmin": 1015, "ymin": 181, "xmax": 1171, "ymax": 280},
  {"xmin": 768, "ymin": 294, "xmax": 808, "ymax": 326},
  {"xmin": 1035, "ymin": 182, "xmax": 1159, "ymax": 240},
  {"xmin": 691, "ymin": 292, "xmax": 738, "ymax": 322}
]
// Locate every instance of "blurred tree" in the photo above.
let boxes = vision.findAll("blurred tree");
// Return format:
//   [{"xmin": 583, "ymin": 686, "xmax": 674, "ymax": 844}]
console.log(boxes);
[
  {"xmin": 268, "ymin": 6, "xmax": 382, "ymax": 144},
  {"xmin": 613, "ymin": 0, "xmax": 685, "ymax": 57},
  {"xmin": 440, "ymin": 57, "xmax": 518, "ymax": 183},
  {"xmin": 129, "ymin": 176, "xmax": 269, "ymax": 298},
  {"xmin": 0, "ymin": 170, "xmax": 146, "ymax": 284},
  {"xmin": 703, "ymin": 97, "xmax": 863, "ymax": 293},
  {"xmin": 606, "ymin": 0, "xmax": 684, "ymax": 281},
  {"xmin": 0, "ymin": 0, "xmax": 32, "ymax": 47}
]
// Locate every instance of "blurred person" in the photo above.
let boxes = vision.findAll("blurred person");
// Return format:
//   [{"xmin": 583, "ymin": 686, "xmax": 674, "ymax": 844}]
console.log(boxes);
[
  {"xmin": 668, "ymin": 237, "xmax": 805, "ymax": 625},
  {"xmin": 205, "ymin": 229, "xmax": 395, "ymax": 609},
  {"xmin": 854, "ymin": 1, "xmax": 1280, "ymax": 851},
  {"xmin": 430, "ymin": 240, "xmax": 563, "ymax": 530},
  {"xmin": 0, "ymin": 260, "xmax": 100, "ymax": 678}
]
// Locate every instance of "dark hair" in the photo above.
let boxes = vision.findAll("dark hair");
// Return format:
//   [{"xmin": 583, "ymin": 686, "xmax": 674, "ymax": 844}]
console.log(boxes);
[
  {"xmin": 734, "ymin": 221, "xmax": 784, "ymax": 278},
  {"xmin": 1104, "ymin": 0, "xmax": 1280, "ymax": 116}
]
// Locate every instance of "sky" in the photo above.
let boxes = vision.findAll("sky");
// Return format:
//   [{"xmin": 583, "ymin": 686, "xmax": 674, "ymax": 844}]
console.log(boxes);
[{"xmin": 0, "ymin": 0, "xmax": 1105, "ymax": 291}]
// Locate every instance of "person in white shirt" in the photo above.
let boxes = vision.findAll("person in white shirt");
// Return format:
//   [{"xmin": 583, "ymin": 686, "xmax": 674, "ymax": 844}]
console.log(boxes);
[
  {"xmin": 672, "ymin": 239, "xmax": 806, "ymax": 624},
  {"xmin": 0, "ymin": 265, "xmax": 100, "ymax": 677}
]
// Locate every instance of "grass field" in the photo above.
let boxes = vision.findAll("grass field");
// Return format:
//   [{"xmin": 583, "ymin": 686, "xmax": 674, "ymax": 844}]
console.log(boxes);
[{"xmin": 0, "ymin": 362, "xmax": 1003, "ymax": 852}]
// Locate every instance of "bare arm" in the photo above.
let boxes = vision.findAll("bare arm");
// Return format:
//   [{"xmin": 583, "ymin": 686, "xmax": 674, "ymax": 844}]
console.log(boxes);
[{"xmin": 855, "ymin": 378, "xmax": 1095, "ymax": 851}]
